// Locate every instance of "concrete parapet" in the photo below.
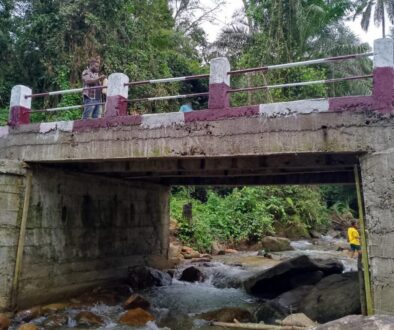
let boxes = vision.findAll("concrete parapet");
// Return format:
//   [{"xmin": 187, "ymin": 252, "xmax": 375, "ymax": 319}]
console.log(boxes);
[
  {"xmin": 9, "ymin": 85, "xmax": 32, "ymax": 127},
  {"xmin": 208, "ymin": 57, "xmax": 230, "ymax": 109},
  {"xmin": 104, "ymin": 73, "xmax": 129, "ymax": 117}
]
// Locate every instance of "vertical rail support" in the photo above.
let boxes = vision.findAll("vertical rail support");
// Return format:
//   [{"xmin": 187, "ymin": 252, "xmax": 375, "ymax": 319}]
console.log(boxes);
[
  {"xmin": 354, "ymin": 165, "xmax": 374, "ymax": 316},
  {"xmin": 104, "ymin": 73, "xmax": 129, "ymax": 117},
  {"xmin": 373, "ymin": 38, "xmax": 394, "ymax": 112},
  {"xmin": 9, "ymin": 85, "xmax": 32, "ymax": 126},
  {"xmin": 11, "ymin": 169, "xmax": 32, "ymax": 308},
  {"xmin": 208, "ymin": 57, "xmax": 230, "ymax": 110}
]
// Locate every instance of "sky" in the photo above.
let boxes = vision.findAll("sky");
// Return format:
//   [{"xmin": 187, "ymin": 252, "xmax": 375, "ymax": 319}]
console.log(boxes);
[{"xmin": 200, "ymin": 0, "xmax": 392, "ymax": 46}]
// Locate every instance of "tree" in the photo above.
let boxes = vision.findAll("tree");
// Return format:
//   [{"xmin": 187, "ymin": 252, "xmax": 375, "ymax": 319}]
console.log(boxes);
[{"xmin": 353, "ymin": 0, "xmax": 394, "ymax": 37}]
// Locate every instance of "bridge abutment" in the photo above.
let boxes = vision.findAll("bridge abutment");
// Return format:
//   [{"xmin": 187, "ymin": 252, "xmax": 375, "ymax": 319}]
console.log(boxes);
[
  {"xmin": 0, "ymin": 163, "xmax": 170, "ymax": 310},
  {"xmin": 360, "ymin": 148, "xmax": 394, "ymax": 314}
]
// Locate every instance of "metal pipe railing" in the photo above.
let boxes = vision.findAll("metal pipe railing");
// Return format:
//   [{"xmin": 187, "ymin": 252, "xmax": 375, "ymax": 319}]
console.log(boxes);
[
  {"xmin": 125, "ymin": 92, "xmax": 209, "ymax": 103},
  {"xmin": 30, "ymin": 102, "xmax": 104, "ymax": 113},
  {"xmin": 125, "ymin": 73, "xmax": 209, "ymax": 87},
  {"xmin": 227, "ymin": 75, "xmax": 373, "ymax": 94},
  {"xmin": 25, "ymin": 85, "xmax": 105, "ymax": 99},
  {"xmin": 228, "ymin": 52, "xmax": 374, "ymax": 76}
]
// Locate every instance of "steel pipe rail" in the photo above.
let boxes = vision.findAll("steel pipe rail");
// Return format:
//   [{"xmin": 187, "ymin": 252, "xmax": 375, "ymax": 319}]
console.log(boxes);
[
  {"xmin": 25, "ymin": 85, "xmax": 105, "ymax": 99},
  {"xmin": 227, "ymin": 75, "xmax": 373, "ymax": 94},
  {"xmin": 126, "ymin": 92, "xmax": 209, "ymax": 103},
  {"xmin": 31, "ymin": 103, "xmax": 104, "ymax": 113},
  {"xmin": 228, "ymin": 52, "xmax": 374, "ymax": 76},
  {"xmin": 125, "ymin": 74, "xmax": 209, "ymax": 87}
]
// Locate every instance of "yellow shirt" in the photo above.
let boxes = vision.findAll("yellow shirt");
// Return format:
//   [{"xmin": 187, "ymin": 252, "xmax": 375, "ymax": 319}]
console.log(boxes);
[{"xmin": 348, "ymin": 227, "xmax": 360, "ymax": 246}]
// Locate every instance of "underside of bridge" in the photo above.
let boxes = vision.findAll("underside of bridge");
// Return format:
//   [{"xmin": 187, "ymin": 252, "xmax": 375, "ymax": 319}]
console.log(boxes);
[{"xmin": 37, "ymin": 152, "xmax": 360, "ymax": 186}]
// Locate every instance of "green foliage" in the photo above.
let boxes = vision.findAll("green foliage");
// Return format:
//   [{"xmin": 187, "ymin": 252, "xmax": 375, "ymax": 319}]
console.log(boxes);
[
  {"xmin": 170, "ymin": 186, "xmax": 329, "ymax": 252},
  {"xmin": 0, "ymin": 107, "xmax": 8, "ymax": 125}
]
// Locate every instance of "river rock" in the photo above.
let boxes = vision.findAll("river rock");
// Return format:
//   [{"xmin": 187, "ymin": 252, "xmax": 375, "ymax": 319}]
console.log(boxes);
[
  {"xmin": 123, "ymin": 294, "xmax": 150, "ymax": 310},
  {"xmin": 272, "ymin": 285, "xmax": 315, "ymax": 314},
  {"xmin": 75, "ymin": 311, "xmax": 104, "ymax": 326},
  {"xmin": 255, "ymin": 302, "xmax": 286, "ymax": 324},
  {"xmin": 179, "ymin": 266, "xmax": 205, "ymax": 282},
  {"xmin": 17, "ymin": 325, "xmax": 39, "ymax": 330},
  {"xmin": 312, "ymin": 315, "xmax": 394, "ymax": 329},
  {"xmin": 211, "ymin": 241, "xmax": 225, "ymax": 255},
  {"xmin": 309, "ymin": 230, "xmax": 321, "ymax": 239},
  {"xmin": 15, "ymin": 307, "xmax": 42, "ymax": 322},
  {"xmin": 169, "ymin": 243, "xmax": 183, "ymax": 259},
  {"xmin": 41, "ymin": 303, "xmax": 69, "ymax": 314},
  {"xmin": 260, "ymin": 236, "xmax": 293, "ymax": 252},
  {"xmin": 181, "ymin": 246, "xmax": 200, "ymax": 259},
  {"xmin": 280, "ymin": 313, "xmax": 316, "ymax": 327},
  {"xmin": 119, "ymin": 308, "xmax": 155, "ymax": 326},
  {"xmin": 198, "ymin": 307, "xmax": 254, "ymax": 323},
  {"xmin": 0, "ymin": 314, "xmax": 10, "ymax": 330},
  {"xmin": 128, "ymin": 265, "xmax": 172, "ymax": 290},
  {"xmin": 43, "ymin": 315, "xmax": 68, "ymax": 328},
  {"xmin": 300, "ymin": 272, "xmax": 360, "ymax": 323},
  {"xmin": 289, "ymin": 270, "xmax": 324, "ymax": 288},
  {"xmin": 243, "ymin": 255, "xmax": 343, "ymax": 298}
]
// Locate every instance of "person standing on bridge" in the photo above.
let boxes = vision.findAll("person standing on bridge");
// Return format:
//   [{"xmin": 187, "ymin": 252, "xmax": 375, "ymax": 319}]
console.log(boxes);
[
  {"xmin": 347, "ymin": 220, "xmax": 361, "ymax": 259},
  {"xmin": 82, "ymin": 57, "xmax": 106, "ymax": 119}
]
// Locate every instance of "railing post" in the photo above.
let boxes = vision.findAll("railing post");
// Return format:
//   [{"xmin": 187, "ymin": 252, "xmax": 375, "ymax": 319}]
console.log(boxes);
[
  {"xmin": 208, "ymin": 57, "xmax": 230, "ymax": 110},
  {"xmin": 9, "ymin": 85, "xmax": 32, "ymax": 126},
  {"xmin": 104, "ymin": 73, "xmax": 129, "ymax": 117},
  {"xmin": 373, "ymin": 38, "xmax": 394, "ymax": 112}
]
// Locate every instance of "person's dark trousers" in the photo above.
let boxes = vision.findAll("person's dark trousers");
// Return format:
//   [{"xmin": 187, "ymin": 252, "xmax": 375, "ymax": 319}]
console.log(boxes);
[{"xmin": 82, "ymin": 96, "xmax": 101, "ymax": 119}]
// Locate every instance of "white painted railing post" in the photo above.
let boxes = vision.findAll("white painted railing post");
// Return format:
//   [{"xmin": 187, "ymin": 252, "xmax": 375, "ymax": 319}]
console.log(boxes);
[
  {"xmin": 104, "ymin": 73, "xmax": 129, "ymax": 117},
  {"xmin": 9, "ymin": 85, "xmax": 32, "ymax": 126},
  {"xmin": 208, "ymin": 57, "xmax": 230, "ymax": 110},
  {"xmin": 373, "ymin": 38, "xmax": 394, "ymax": 112}
]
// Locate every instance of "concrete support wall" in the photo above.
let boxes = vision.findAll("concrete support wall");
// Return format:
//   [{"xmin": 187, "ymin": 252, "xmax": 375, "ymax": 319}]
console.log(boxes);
[
  {"xmin": 360, "ymin": 149, "xmax": 394, "ymax": 315},
  {"xmin": 0, "ymin": 165, "xmax": 169, "ymax": 310},
  {"xmin": 0, "ymin": 161, "xmax": 26, "ymax": 310}
]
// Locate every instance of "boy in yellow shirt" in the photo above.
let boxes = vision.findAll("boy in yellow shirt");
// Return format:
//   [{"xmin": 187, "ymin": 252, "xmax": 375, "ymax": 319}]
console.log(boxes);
[{"xmin": 347, "ymin": 221, "xmax": 361, "ymax": 258}]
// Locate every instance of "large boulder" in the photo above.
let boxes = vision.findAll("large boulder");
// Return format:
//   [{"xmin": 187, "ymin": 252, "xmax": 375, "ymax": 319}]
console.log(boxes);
[
  {"xmin": 198, "ymin": 307, "xmax": 254, "ymax": 323},
  {"xmin": 260, "ymin": 236, "xmax": 293, "ymax": 252},
  {"xmin": 272, "ymin": 285, "xmax": 315, "ymax": 314},
  {"xmin": 312, "ymin": 315, "xmax": 394, "ymax": 330},
  {"xmin": 300, "ymin": 272, "xmax": 360, "ymax": 323},
  {"xmin": 179, "ymin": 266, "xmax": 205, "ymax": 283},
  {"xmin": 243, "ymin": 255, "xmax": 343, "ymax": 298},
  {"xmin": 128, "ymin": 265, "xmax": 172, "ymax": 290}
]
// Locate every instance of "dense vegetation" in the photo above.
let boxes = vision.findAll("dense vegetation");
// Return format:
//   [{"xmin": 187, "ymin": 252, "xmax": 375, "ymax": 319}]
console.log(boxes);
[
  {"xmin": 170, "ymin": 186, "xmax": 355, "ymax": 252},
  {"xmin": 0, "ymin": 1, "xmax": 383, "ymax": 250}
]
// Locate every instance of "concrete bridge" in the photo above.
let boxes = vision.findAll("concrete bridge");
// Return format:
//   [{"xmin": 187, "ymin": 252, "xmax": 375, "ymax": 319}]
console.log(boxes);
[{"xmin": 0, "ymin": 38, "xmax": 393, "ymax": 315}]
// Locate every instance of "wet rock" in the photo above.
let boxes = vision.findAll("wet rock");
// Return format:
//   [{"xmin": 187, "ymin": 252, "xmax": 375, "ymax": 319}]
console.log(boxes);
[
  {"xmin": 272, "ymin": 285, "xmax": 315, "ymax": 314},
  {"xmin": 224, "ymin": 249, "xmax": 238, "ymax": 254},
  {"xmin": 255, "ymin": 302, "xmax": 286, "ymax": 324},
  {"xmin": 15, "ymin": 307, "xmax": 42, "ymax": 322},
  {"xmin": 280, "ymin": 313, "xmax": 316, "ymax": 327},
  {"xmin": 243, "ymin": 255, "xmax": 343, "ymax": 298},
  {"xmin": 17, "ymin": 324, "xmax": 39, "ymax": 330},
  {"xmin": 300, "ymin": 272, "xmax": 360, "ymax": 323},
  {"xmin": 43, "ymin": 315, "xmax": 68, "ymax": 328},
  {"xmin": 179, "ymin": 266, "xmax": 205, "ymax": 282},
  {"xmin": 260, "ymin": 236, "xmax": 293, "ymax": 252},
  {"xmin": 198, "ymin": 307, "xmax": 254, "ymax": 323},
  {"xmin": 0, "ymin": 314, "xmax": 10, "ymax": 330},
  {"xmin": 181, "ymin": 246, "xmax": 200, "ymax": 259},
  {"xmin": 289, "ymin": 270, "xmax": 324, "ymax": 288},
  {"xmin": 75, "ymin": 311, "xmax": 104, "ymax": 326},
  {"xmin": 326, "ymin": 229, "xmax": 342, "ymax": 239},
  {"xmin": 312, "ymin": 315, "xmax": 394, "ymax": 329},
  {"xmin": 309, "ymin": 230, "xmax": 321, "ymax": 239},
  {"xmin": 190, "ymin": 257, "xmax": 212, "ymax": 263},
  {"xmin": 119, "ymin": 308, "xmax": 155, "ymax": 326},
  {"xmin": 128, "ymin": 265, "xmax": 172, "ymax": 290},
  {"xmin": 41, "ymin": 303, "xmax": 69, "ymax": 314},
  {"xmin": 123, "ymin": 294, "xmax": 151, "ymax": 310}
]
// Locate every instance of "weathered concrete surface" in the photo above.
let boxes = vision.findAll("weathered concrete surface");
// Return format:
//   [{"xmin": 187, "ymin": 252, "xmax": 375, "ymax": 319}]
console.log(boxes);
[
  {"xmin": 360, "ymin": 149, "xmax": 394, "ymax": 315},
  {"xmin": 0, "ymin": 165, "xmax": 170, "ymax": 310},
  {"xmin": 0, "ymin": 111, "xmax": 392, "ymax": 162},
  {"xmin": 0, "ymin": 161, "xmax": 26, "ymax": 310}
]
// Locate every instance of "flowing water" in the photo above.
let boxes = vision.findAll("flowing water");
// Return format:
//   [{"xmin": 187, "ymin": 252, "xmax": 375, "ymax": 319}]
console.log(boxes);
[{"xmin": 9, "ymin": 237, "xmax": 357, "ymax": 330}]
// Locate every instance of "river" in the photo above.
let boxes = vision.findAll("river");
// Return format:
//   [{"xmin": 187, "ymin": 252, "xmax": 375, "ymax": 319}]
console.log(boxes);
[{"xmin": 9, "ymin": 236, "xmax": 356, "ymax": 330}]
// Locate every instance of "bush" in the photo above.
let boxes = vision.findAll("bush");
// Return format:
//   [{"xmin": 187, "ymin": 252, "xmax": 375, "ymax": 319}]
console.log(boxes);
[{"xmin": 170, "ymin": 186, "xmax": 329, "ymax": 252}]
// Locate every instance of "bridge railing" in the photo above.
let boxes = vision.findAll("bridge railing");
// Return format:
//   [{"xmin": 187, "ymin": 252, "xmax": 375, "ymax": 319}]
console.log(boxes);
[{"xmin": 8, "ymin": 38, "xmax": 394, "ymax": 126}]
